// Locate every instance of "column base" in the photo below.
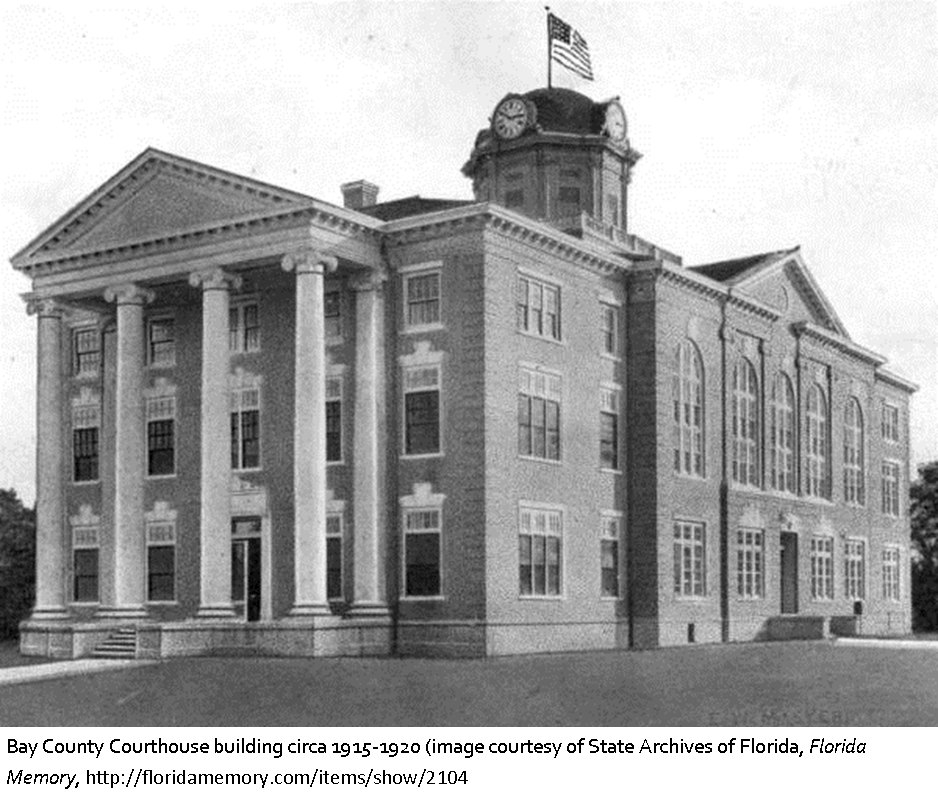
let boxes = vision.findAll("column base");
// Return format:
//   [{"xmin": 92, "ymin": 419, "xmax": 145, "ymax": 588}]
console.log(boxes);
[
  {"xmin": 28, "ymin": 607, "xmax": 70, "ymax": 622},
  {"xmin": 288, "ymin": 603, "xmax": 331, "ymax": 618},
  {"xmin": 195, "ymin": 605, "xmax": 237, "ymax": 620},
  {"xmin": 96, "ymin": 605, "xmax": 148, "ymax": 620},
  {"xmin": 347, "ymin": 602, "xmax": 390, "ymax": 618}
]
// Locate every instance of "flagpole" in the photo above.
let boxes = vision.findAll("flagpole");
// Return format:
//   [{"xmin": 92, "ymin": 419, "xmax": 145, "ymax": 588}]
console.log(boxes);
[{"xmin": 545, "ymin": 7, "xmax": 552, "ymax": 88}]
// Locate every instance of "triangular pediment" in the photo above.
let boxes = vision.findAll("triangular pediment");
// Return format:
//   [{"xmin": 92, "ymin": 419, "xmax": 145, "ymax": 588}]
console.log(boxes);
[{"xmin": 13, "ymin": 148, "xmax": 313, "ymax": 267}]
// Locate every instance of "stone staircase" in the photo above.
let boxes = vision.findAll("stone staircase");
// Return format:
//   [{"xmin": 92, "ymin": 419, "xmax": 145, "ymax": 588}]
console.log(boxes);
[{"xmin": 91, "ymin": 627, "xmax": 137, "ymax": 659}]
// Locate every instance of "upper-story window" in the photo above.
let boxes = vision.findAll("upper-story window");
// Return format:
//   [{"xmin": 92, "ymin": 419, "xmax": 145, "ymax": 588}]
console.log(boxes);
[
  {"xmin": 606, "ymin": 194, "xmax": 620, "ymax": 228},
  {"xmin": 673, "ymin": 340, "xmax": 704, "ymax": 477},
  {"xmin": 600, "ymin": 303, "xmax": 619, "ymax": 357},
  {"xmin": 72, "ymin": 398, "xmax": 100, "ymax": 484},
  {"xmin": 770, "ymin": 373, "xmax": 795, "ymax": 493},
  {"xmin": 146, "ymin": 395, "xmax": 176, "ymax": 477},
  {"xmin": 148, "ymin": 317, "xmax": 175, "ymax": 367},
  {"xmin": 557, "ymin": 186, "xmax": 581, "ymax": 216},
  {"xmin": 72, "ymin": 327, "xmax": 100, "ymax": 377},
  {"xmin": 404, "ymin": 270, "xmax": 441, "ymax": 330},
  {"xmin": 403, "ymin": 363, "xmax": 441, "ymax": 456},
  {"xmin": 732, "ymin": 358, "xmax": 760, "ymax": 486},
  {"xmin": 229, "ymin": 302, "xmax": 260, "ymax": 353},
  {"xmin": 518, "ymin": 365, "xmax": 561, "ymax": 462},
  {"xmin": 516, "ymin": 274, "xmax": 561, "ymax": 341},
  {"xmin": 882, "ymin": 403, "xmax": 900, "ymax": 444},
  {"xmin": 599, "ymin": 385, "xmax": 620, "ymax": 471},
  {"xmin": 230, "ymin": 385, "xmax": 261, "ymax": 470},
  {"xmin": 882, "ymin": 460, "xmax": 901, "ymax": 516},
  {"xmin": 324, "ymin": 291, "xmax": 342, "ymax": 340},
  {"xmin": 326, "ymin": 375, "xmax": 343, "ymax": 463},
  {"xmin": 843, "ymin": 398, "xmax": 865, "ymax": 505},
  {"xmin": 806, "ymin": 384, "xmax": 830, "ymax": 498}
]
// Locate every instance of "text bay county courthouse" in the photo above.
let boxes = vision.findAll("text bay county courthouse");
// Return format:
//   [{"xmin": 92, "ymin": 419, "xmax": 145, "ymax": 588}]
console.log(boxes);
[{"xmin": 12, "ymin": 87, "xmax": 916, "ymax": 660}]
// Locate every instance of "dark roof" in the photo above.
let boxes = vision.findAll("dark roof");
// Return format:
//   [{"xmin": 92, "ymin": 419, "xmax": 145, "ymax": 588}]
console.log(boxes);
[
  {"xmin": 360, "ymin": 196, "xmax": 473, "ymax": 221},
  {"xmin": 522, "ymin": 88, "xmax": 606, "ymax": 135},
  {"xmin": 689, "ymin": 247, "xmax": 799, "ymax": 284}
]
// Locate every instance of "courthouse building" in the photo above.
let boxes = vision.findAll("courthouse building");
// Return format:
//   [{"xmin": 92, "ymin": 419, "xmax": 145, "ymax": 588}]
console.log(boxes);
[{"xmin": 12, "ymin": 87, "xmax": 916, "ymax": 659}]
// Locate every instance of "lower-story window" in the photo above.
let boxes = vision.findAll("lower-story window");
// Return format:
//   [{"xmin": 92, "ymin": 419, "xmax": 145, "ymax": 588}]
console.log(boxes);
[
  {"xmin": 73, "ymin": 549, "xmax": 98, "ymax": 603},
  {"xmin": 673, "ymin": 521, "xmax": 706, "ymax": 597},
  {"xmin": 403, "ymin": 508, "xmax": 441, "ymax": 597},
  {"xmin": 146, "ymin": 520, "xmax": 176, "ymax": 602},
  {"xmin": 326, "ymin": 513, "xmax": 343, "ymax": 601},
  {"xmin": 811, "ymin": 536, "xmax": 834, "ymax": 600},
  {"xmin": 519, "ymin": 505, "xmax": 562, "ymax": 597},
  {"xmin": 844, "ymin": 538, "xmax": 866, "ymax": 600},
  {"xmin": 882, "ymin": 546, "xmax": 901, "ymax": 601},
  {"xmin": 600, "ymin": 513, "xmax": 621, "ymax": 597},
  {"xmin": 736, "ymin": 528, "xmax": 764, "ymax": 598}
]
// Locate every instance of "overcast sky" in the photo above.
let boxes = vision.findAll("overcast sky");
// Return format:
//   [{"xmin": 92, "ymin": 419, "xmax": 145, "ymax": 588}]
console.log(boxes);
[{"xmin": 1, "ymin": 1, "xmax": 935, "ymax": 505}]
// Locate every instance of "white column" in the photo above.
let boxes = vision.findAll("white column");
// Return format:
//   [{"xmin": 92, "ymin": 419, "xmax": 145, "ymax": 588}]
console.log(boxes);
[
  {"xmin": 349, "ymin": 268, "xmax": 389, "ymax": 615},
  {"xmin": 26, "ymin": 298, "xmax": 68, "ymax": 620},
  {"xmin": 189, "ymin": 268, "xmax": 241, "ymax": 618},
  {"xmin": 102, "ymin": 284, "xmax": 154, "ymax": 618},
  {"xmin": 282, "ymin": 249, "xmax": 336, "ymax": 616}
]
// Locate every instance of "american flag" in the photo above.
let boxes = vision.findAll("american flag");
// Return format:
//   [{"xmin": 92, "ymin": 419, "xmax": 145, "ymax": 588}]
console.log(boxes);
[{"xmin": 548, "ymin": 13, "xmax": 594, "ymax": 81}]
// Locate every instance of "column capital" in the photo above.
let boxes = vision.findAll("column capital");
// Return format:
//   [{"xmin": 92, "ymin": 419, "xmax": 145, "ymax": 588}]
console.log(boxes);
[
  {"xmin": 25, "ymin": 297, "xmax": 68, "ymax": 318},
  {"xmin": 104, "ymin": 283, "xmax": 156, "ymax": 306},
  {"xmin": 188, "ymin": 268, "xmax": 242, "ymax": 292},
  {"xmin": 349, "ymin": 266, "xmax": 388, "ymax": 293},
  {"xmin": 281, "ymin": 249, "xmax": 338, "ymax": 276}
]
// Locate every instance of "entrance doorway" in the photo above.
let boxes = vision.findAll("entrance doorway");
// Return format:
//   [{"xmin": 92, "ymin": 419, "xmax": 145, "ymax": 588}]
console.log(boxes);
[
  {"xmin": 780, "ymin": 531, "xmax": 798, "ymax": 614},
  {"xmin": 232, "ymin": 516, "xmax": 262, "ymax": 621}
]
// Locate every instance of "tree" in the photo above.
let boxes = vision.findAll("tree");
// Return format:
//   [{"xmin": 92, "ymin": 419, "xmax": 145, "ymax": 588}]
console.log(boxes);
[
  {"xmin": 0, "ymin": 489, "xmax": 36, "ymax": 639},
  {"xmin": 911, "ymin": 461, "xmax": 938, "ymax": 632}
]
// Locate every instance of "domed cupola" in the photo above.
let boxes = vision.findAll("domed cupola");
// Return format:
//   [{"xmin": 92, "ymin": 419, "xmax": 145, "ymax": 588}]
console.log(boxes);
[{"xmin": 463, "ymin": 87, "xmax": 641, "ymax": 235}]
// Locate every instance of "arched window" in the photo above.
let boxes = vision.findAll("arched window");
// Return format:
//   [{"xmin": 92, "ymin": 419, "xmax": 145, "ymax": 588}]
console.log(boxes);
[
  {"xmin": 843, "ymin": 398, "xmax": 865, "ymax": 505},
  {"xmin": 672, "ymin": 340, "xmax": 704, "ymax": 476},
  {"xmin": 806, "ymin": 384, "xmax": 829, "ymax": 498},
  {"xmin": 732, "ymin": 359, "xmax": 760, "ymax": 485},
  {"xmin": 770, "ymin": 373, "xmax": 795, "ymax": 492}
]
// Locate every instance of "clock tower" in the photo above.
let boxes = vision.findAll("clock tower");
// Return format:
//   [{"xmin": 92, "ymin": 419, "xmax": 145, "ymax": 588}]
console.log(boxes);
[{"xmin": 463, "ymin": 87, "xmax": 641, "ymax": 236}]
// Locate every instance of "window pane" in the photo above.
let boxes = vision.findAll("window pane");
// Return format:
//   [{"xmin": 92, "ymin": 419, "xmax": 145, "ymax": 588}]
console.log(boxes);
[
  {"xmin": 326, "ymin": 400, "xmax": 342, "ymax": 462},
  {"xmin": 327, "ymin": 537, "xmax": 342, "ymax": 599},
  {"xmin": 405, "ymin": 391, "xmax": 440, "ymax": 455},
  {"xmin": 406, "ymin": 533, "xmax": 440, "ymax": 596},
  {"xmin": 73, "ymin": 549, "xmax": 98, "ymax": 602},
  {"xmin": 147, "ymin": 546, "xmax": 175, "ymax": 602}
]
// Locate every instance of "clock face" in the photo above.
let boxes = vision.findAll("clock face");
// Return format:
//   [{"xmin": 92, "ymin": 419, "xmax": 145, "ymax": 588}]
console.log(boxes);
[
  {"xmin": 493, "ymin": 97, "xmax": 529, "ymax": 140},
  {"xmin": 604, "ymin": 102, "xmax": 627, "ymax": 142}
]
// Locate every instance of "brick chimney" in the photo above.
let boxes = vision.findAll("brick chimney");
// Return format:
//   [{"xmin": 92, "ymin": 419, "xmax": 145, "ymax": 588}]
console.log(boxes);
[{"xmin": 340, "ymin": 180, "xmax": 380, "ymax": 210}]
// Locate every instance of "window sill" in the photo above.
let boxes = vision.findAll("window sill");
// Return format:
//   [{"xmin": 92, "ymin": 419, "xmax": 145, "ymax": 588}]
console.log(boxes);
[
  {"xmin": 402, "ymin": 323, "xmax": 445, "ymax": 335},
  {"xmin": 518, "ymin": 594, "xmax": 565, "ymax": 601},
  {"xmin": 600, "ymin": 352, "xmax": 621, "ymax": 363},
  {"xmin": 233, "ymin": 467, "xmax": 263, "ymax": 474},
  {"xmin": 230, "ymin": 349, "xmax": 262, "ymax": 357},
  {"xmin": 68, "ymin": 601, "xmax": 100, "ymax": 607},
  {"xmin": 399, "ymin": 595, "xmax": 446, "ymax": 602},
  {"xmin": 146, "ymin": 473, "xmax": 177, "ymax": 481},
  {"xmin": 326, "ymin": 460, "xmax": 346, "ymax": 468},
  {"xmin": 599, "ymin": 467, "xmax": 622, "ymax": 475},
  {"xmin": 673, "ymin": 471, "xmax": 707, "ymax": 482},
  {"xmin": 148, "ymin": 362, "xmax": 176, "ymax": 370},
  {"xmin": 400, "ymin": 452, "xmax": 444, "ymax": 461},
  {"xmin": 673, "ymin": 595, "xmax": 708, "ymax": 602},
  {"xmin": 730, "ymin": 481, "xmax": 764, "ymax": 493},
  {"xmin": 519, "ymin": 455, "xmax": 563, "ymax": 467},
  {"xmin": 73, "ymin": 371, "xmax": 100, "ymax": 381},
  {"xmin": 72, "ymin": 480, "xmax": 101, "ymax": 487},
  {"xmin": 600, "ymin": 595, "xmax": 620, "ymax": 602},
  {"xmin": 516, "ymin": 329, "xmax": 564, "ymax": 346},
  {"xmin": 145, "ymin": 601, "xmax": 178, "ymax": 606},
  {"xmin": 326, "ymin": 337, "xmax": 344, "ymax": 347}
]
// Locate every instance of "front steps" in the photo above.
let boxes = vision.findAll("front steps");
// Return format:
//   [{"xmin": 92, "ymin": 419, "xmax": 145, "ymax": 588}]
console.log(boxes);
[{"xmin": 91, "ymin": 627, "xmax": 137, "ymax": 659}]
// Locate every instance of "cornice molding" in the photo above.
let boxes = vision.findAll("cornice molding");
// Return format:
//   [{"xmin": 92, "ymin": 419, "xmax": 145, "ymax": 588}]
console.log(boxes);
[
  {"xmin": 874, "ymin": 367, "xmax": 919, "ymax": 394},
  {"xmin": 794, "ymin": 322, "xmax": 886, "ymax": 366}
]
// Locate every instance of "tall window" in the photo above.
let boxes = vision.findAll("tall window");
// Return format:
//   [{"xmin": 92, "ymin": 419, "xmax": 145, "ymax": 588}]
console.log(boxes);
[
  {"xmin": 403, "ymin": 508, "xmax": 441, "ymax": 597},
  {"xmin": 810, "ymin": 536, "xmax": 834, "ymax": 600},
  {"xmin": 674, "ymin": 521, "xmax": 706, "ymax": 597},
  {"xmin": 404, "ymin": 270, "xmax": 441, "ymax": 329},
  {"xmin": 403, "ymin": 363, "xmax": 441, "ymax": 456},
  {"xmin": 326, "ymin": 513, "xmax": 343, "ymax": 600},
  {"xmin": 673, "ymin": 340, "xmax": 704, "ymax": 476},
  {"xmin": 72, "ymin": 328, "xmax": 100, "ymax": 377},
  {"xmin": 843, "ymin": 398, "xmax": 865, "ymax": 505},
  {"xmin": 600, "ymin": 303, "xmax": 619, "ymax": 357},
  {"xmin": 881, "ymin": 404, "xmax": 899, "ymax": 443},
  {"xmin": 736, "ymin": 528, "xmax": 764, "ymax": 599},
  {"xmin": 882, "ymin": 547, "xmax": 901, "ymax": 601},
  {"xmin": 146, "ymin": 395, "xmax": 175, "ymax": 477},
  {"xmin": 516, "ymin": 274, "xmax": 561, "ymax": 341},
  {"xmin": 606, "ymin": 194, "xmax": 620, "ymax": 227},
  {"xmin": 882, "ymin": 460, "xmax": 900, "ymax": 516},
  {"xmin": 229, "ymin": 302, "xmax": 260, "ymax": 353},
  {"xmin": 230, "ymin": 387, "xmax": 261, "ymax": 470},
  {"xmin": 519, "ymin": 505, "xmax": 562, "ymax": 597},
  {"xmin": 72, "ymin": 402, "xmax": 100, "ymax": 483},
  {"xmin": 599, "ymin": 385, "xmax": 620, "ymax": 470},
  {"xmin": 146, "ymin": 520, "xmax": 176, "ymax": 602},
  {"xmin": 72, "ymin": 525, "xmax": 99, "ymax": 603},
  {"xmin": 148, "ymin": 317, "xmax": 175, "ymax": 367},
  {"xmin": 770, "ymin": 373, "xmax": 795, "ymax": 492},
  {"xmin": 324, "ymin": 291, "xmax": 342, "ymax": 339},
  {"xmin": 518, "ymin": 366, "xmax": 561, "ymax": 461},
  {"xmin": 600, "ymin": 514, "xmax": 621, "ymax": 598},
  {"xmin": 806, "ymin": 384, "xmax": 829, "ymax": 498},
  {"xmin": 732, "ymin": 359, "xmax": 760, "ymax": 486},
  {"xmin": 844, "ymin": 539, "xmax": 866, "ymax": 600},
  {"xmin": 326, "ymin": 375, "xmax": 342, "ymax": 463},
  {"xmin": 558, "ymin": 185, "xmax": 581, "ymax": 215}
]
